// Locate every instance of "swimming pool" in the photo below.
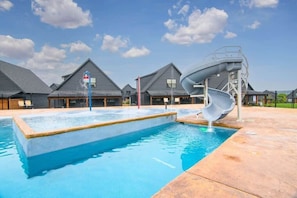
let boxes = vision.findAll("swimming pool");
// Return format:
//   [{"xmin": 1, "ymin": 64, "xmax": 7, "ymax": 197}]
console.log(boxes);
[{"xmin": 0, "ymin": 117, "xmax": 236, "ymax": 197}]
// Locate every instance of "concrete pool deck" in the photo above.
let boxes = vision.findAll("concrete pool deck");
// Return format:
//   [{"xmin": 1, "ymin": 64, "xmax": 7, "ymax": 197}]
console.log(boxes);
[
  {"xmin": 1, "ymin": 105, "xmax": 296, "ymax": 197},
  {"xmin": 154, "ymin": 105, "xmax": 297, "ymax": 198}
]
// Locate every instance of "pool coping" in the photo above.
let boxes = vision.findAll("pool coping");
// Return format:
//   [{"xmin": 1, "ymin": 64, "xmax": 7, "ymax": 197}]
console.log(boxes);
[
  {"xmin": 13, "ymin": 111, "xmax": 177, "ymax": 138},
  {"xmin": 12, "ymin": 110, "xmax": 177, "ymax": 157},
  {"xmin": 153, "ymin": 106, "xmax": 297, "ymax": 197}
]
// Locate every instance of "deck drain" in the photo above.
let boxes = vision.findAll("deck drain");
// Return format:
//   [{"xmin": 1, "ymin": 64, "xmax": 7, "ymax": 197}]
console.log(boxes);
[{"xmin": 245, "ymin": 131, "xmax": 257, "ymax": 135}]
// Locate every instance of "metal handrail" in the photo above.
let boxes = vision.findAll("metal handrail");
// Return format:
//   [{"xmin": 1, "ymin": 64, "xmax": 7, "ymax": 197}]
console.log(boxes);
[
  {"xmin": 204, "ymin": 46, "xmax": 249, "ymax": 100},
  {"xmin": 204, "ymin": 46, "xmax": 244, "ymax": 61}
]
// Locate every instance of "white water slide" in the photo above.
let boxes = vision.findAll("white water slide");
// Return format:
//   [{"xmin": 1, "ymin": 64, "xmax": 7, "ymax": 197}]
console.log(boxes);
[{"xmin": 180, "ymin": 47, "xmax": 247, "ymax": 122}]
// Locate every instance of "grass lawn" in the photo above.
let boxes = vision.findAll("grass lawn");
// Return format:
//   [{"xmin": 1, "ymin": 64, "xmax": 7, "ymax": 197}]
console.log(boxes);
[{"xmin": 265, "ymin": 103, "xmax": 297, "ymax": 108}]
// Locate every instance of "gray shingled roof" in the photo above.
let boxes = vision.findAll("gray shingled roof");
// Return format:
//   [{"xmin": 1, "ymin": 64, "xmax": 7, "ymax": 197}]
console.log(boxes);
[
  {"xmin": 140, "ymin": 63, "xmax": 183, "ymax": 91},
  {"xmin": 0, "ymin": 91, "xmax": 20, "ymax": 98},
  {"xmin": 122, "ymin": 84, "xmax": 136, "ymax": 91},
  {"xmin": 122, "ymin": 84, "xmax": 136, "ymax": 94},
  {"xmin": 49, "ymin": 90, "xmax": 121, "ymax": 97},
  {"xmin": 287, "ymin": 89, "xmax": 297, "ymax": 99},
  {"xmin": 0, "ymin": 60, "xmax": 52, "ymax": 96},
  {"xmin": 49, "ymin": 59, "xmax": 122, "ymax": 97},
  {"xmin": 147, "ymin": 90, "xmax": 189, "ymax": 96}
]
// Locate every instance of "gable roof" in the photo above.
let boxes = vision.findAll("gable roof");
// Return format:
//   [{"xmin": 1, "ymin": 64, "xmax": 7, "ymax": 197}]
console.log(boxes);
[
  {"xmin": 0, "ymin": 60, "xmax": 51, "ymax": 96},
  {"xmin": 50, "ymin": 83, "xmax": 60, "ymax": 91},
  {"xmin": 121, "ymin": 84, "xmax": 137, "ymax": 99},
  {"xmin": 49, "ymin": 59, "xmax": 122, "ymax": 97},
  {"xmin": 122, "ymin": 84, "xmax": 136, "ymax": 91},
  {"xmin": 287, "ymin": 89, "xmax": 297, "ymax": 99},
  {"xmin": 139, "ymin": 63, "xmax": 182, "ymax": 92}
]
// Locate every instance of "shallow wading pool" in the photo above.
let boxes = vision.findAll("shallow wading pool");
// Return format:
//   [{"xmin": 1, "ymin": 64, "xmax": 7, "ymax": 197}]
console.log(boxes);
[{"xmin": 13, "ymin": 109, "xmax": 178, "ymax": 157}]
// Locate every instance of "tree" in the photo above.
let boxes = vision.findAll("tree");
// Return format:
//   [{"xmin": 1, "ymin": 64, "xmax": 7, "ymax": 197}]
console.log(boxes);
[{"xmin": 277, "ymin": 93, "xmax": 287, "ymax": 103}]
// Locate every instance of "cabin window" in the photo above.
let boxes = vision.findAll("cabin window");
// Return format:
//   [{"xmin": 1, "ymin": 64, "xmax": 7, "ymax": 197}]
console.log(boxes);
[
  {"xmin": 167, "ymin": 79, "xmax": 176, "ymax": 88},
  {"xmin": 91, "ymin": 78, "xmax": 96, "ymax": 87}
]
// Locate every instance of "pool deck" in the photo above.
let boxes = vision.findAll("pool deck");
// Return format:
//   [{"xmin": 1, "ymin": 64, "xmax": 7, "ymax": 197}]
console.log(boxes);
[
  {"xmin": 154, "ymin": 105, "xmax": 297, "ymax": 198},
  {"xmin": 1, "ymin": 105, "xmax": 297, "ymax": 197}
]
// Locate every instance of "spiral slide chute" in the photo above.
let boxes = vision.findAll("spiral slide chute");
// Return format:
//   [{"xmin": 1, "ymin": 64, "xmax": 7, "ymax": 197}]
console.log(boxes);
[{"xmin": 180, "ymin": 58, "xmax": 243, "ymax": 122}]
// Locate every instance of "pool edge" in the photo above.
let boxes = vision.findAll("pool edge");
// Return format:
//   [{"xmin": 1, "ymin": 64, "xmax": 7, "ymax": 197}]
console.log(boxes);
[{"xmin": 13, "ymin": 112, "xmax": 177, "ymax": 157}]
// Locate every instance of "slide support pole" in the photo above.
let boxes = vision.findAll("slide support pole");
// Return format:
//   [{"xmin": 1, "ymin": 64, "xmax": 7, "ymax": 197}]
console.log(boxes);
[{"xmin": 237, "ymin": 69, "xmax": 242, "ymax": 121}]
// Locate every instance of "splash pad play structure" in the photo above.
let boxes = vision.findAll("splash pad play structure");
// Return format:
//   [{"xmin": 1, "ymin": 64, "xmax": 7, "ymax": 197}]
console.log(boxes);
[{"xmin": 180, "ymin": 46, "xmax": 249, "ymax": 130}]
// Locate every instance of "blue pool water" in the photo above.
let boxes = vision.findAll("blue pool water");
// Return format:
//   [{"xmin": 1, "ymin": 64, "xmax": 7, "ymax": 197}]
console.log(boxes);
[{"xmin": 0, "ymin": 117, "xmax": 236, "ymax": 198}]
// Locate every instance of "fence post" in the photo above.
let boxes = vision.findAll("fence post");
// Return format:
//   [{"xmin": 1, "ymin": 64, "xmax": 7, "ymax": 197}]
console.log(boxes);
[
  {"xmin": 292, "ymin": 90, "xmax": 295, "ymax": 108},
  {"xmin": 274, "ymin": 91, "xmax": 277, "ymax": 108}
]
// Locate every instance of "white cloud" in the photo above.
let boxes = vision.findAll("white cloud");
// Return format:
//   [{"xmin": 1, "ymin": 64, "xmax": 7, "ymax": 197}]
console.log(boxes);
[
  {"xmin": 24, "ymin": 45, "xmax": 66, "ymax": 70},
  {"xmin": 224, "ymin": 31, "xmax": 237, "ymax": 39},
  {"xmin": 101, "ymin": 35, "xmax": 128, "ymax": 53},
  {"xmin": 21, "ymin": 45, "xmax": 75, "ymax": 84},
  {"xmin": 0, "ymin": 35, "xmax": 34, "ymax": 59},
  {"xmin": 168, "ymin": 9, "xmax": 172, "ymax": 17},
  {"xmin": 94, "ymin": 34, "xmax": 101, "ymax": 41},
  {"xmin": 173, "ymin": 0, "xmax": 183, "ymax": 10},
  {"xmin": 61, "ymin": 41, "xmax": 91, "ymax": 53},
  {"xmin": 163, "ymin": 7, "xmax": 228, "ymax": 45},
  {"xmin": 0, "ymin": 0, "xmax": 13, "ymax": 11},
  {"xmin": 239, "ymin": 0, "xmax": 250, "ymax": 7},
  {"xmin": 164, "ymin": 19, "xmax": 177, "ymax": 30},
  {"xmin": 122, "ymin": 46, "xmax": 150, "ymax": 58},
  {"xmin": 251, "ymin": 0, "xmax": 278, "ymax": 8},
  {"xmin": 240, "ymin": 0, "xmax": 278, "ymax": 8},
  {"xmin": 31, "ymin": 0, "xmax": 92, "ymax": 29},
  {"xmin": 177, "ymin": 4, "xmax": 190, "ymax": 16},
  {"xmin": 248, "ymin": 20, "xmax": 261, "ymax": 29}
]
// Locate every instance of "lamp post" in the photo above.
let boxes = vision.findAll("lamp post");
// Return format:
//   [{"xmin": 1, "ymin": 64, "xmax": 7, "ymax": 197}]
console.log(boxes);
[
  {"xmin": 84, "ymin": 71, "xmax": 92, "ymax": 111},
  {"xmin": 137, "ymin": 76, "xmax": 141, "ymax": 109},
  {"xmin": 167, "ymin": 79, "xmax": 176, "ymax": 105}
]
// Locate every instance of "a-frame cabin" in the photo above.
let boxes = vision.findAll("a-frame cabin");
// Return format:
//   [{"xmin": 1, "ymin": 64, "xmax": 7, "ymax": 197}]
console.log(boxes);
[
  {"xmin": 136, "ymin": 63, "xmax": 192, "ymax": 105},
  {"xmin": 48, "ymin": 59, "xmax": 122, "ymax": 108},
  {"xmin": 0, "ymin": 60, "xmax": 51, "ymax": 109}
]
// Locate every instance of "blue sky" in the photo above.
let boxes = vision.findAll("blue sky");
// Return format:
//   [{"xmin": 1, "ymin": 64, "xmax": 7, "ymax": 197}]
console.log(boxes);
[{"xmin": 0, "ymin": 0, "xmax": 296, "ymax": 91}]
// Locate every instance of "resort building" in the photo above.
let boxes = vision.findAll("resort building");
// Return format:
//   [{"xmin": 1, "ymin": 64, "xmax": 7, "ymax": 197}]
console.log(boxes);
[
  {"xmin": 0, "ymin": 60, "xmax": 52, "ymax": 109},
  {"xmin": 133, "ymin": 63, "xmax": 266, "ymax": 106},
  {"xmin": 48, "ymin": 59, "xmax": 122, "ymax": 108},
  {"xmin": 0, "ymin": 58, "xmax": 271, "ymax": 109},
  {"xmin": 50, "ymin": 83, "xmax": 60, "ymax": 91},
  {"xmin": 122, "ymin": 84, "xmax": 137, "ymax": 105},
  {"xmin": 136, "ymin": 63, "xmax": 193, "ymax": 105},
  {"xmin": 244, "ymin": 85, "xmax": 268, "ymax": 106},
  {"xmin": 287, "ymin": 89, "xmax": 297, "ymax": 103},
  {"xmin": 262, "ymin": 90, "xmax": 276, "ymax": 104}
]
